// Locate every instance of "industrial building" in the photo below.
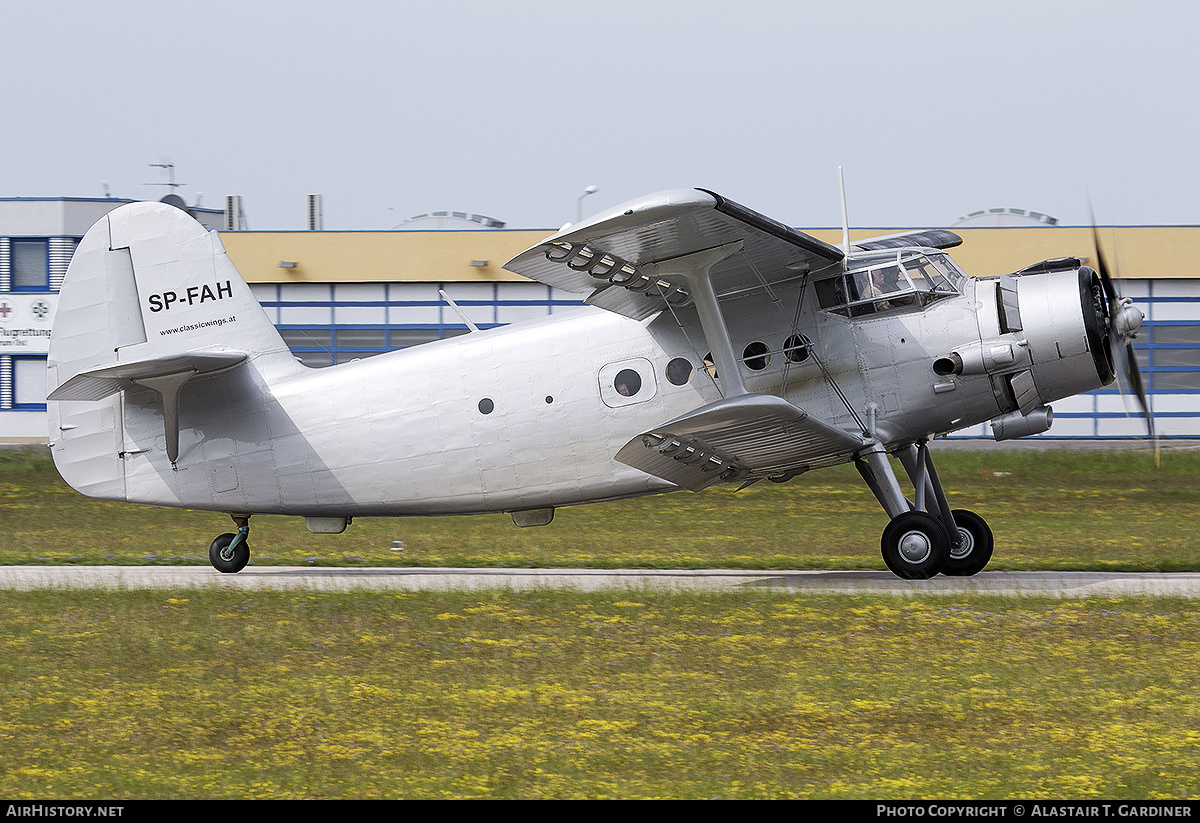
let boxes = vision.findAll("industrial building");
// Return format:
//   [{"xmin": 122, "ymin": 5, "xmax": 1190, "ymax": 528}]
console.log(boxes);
[{"xmin": 1, "ymin": 194, "xmax": 1196, "ymax": 443}]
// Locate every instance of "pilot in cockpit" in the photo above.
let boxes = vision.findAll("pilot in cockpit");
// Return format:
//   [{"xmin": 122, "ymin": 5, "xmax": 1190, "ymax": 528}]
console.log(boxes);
[
  {"xmin": 868, "ymin": 268, "xmax": 896, "ymax": 308},
  {"xmin": 872, "ymin": 266, "xmax": 914, "ymax": 309},
  {"xmin": 868, "ymin": 269, "xmax": 888, "ymax": 297}
]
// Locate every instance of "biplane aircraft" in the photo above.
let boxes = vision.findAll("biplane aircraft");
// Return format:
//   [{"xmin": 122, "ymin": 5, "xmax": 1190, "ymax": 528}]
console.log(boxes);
[{"xmin": 45, "ymin": 186, "xmax": 1150, "ymax": 578}]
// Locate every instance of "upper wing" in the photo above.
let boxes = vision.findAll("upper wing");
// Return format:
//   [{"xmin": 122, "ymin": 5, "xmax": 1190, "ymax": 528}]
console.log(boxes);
[{"xmin": 504, "ymin": 188, "xmax": 845, "ymax": 321}]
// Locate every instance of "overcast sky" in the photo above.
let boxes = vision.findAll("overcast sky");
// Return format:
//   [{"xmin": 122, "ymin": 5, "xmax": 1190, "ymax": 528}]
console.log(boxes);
[{"xmin": 4, "ymin": 0, "xmax": 1198, "ymax": 231}]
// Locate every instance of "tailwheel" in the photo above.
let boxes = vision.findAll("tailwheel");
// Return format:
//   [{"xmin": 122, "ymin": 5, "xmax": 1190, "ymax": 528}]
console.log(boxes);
[
  {"xmin": 941, "ymin": 509, "xmax": 993, "ymax": 577},
  {"xmin": 881, "ymin": 511, "xmax": 950, "ymax": 579},
  {"xmin": 209, "ymin": 516, "xmax": 251, "ymax": 573}
]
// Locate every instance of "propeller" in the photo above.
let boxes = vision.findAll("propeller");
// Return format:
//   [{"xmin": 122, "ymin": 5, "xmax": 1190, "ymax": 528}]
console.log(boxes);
[{"xmin": 1090, "ymin": 215, "xmax": 1158, "ymax": 464}]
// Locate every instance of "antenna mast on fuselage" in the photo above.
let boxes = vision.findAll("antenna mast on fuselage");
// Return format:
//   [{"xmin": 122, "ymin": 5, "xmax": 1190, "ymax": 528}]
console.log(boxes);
[{"xmin": 838, "ymin": 166, "xmax": 851, "ymax": 265}]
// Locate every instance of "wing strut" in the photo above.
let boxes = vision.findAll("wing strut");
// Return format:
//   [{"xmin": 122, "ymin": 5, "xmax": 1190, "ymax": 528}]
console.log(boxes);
[{"xmin": 642, "ymin": 240, "xmax": 747, "ymax": 397}]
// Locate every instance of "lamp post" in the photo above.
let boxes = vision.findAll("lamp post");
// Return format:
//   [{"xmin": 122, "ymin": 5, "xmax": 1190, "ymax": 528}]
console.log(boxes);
[{"xmin": 577, "ymin": 185, "xmax": 598, "ymax": 223}]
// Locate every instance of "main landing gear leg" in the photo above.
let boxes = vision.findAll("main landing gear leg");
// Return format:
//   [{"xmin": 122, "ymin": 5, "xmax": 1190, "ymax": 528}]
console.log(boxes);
[
  {"xmin": 209, "ymin": 514, "xmax": 251, "ymax": 574},
  {"xmin": 896, "ymin": 442, "xmax": 993, "ymax": 577},
  {"xmin": 856, "ymin": 442, "xmax": 993, "ymax": 579}
]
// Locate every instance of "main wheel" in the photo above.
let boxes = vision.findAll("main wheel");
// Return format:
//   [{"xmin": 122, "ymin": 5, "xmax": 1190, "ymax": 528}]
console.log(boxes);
[
  {"xmin": 881, "ymin": 511, "xmax": 951, "ymax": 579},
  {"xmin": 209, "ymin": 532, "xmax": 250, "ymax": 574},
  {"xmin": 940, "ymin": 509, "xmax": 994, "ymax": 577}
]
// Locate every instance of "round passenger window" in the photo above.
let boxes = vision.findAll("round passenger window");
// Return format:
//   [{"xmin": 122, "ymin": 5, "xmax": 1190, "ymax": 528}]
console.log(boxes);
[
  {"xmin": 784, "ymin": 334, "xmax": 810, "ymax": 363},
  {"xmin": 599, "ymin": 358, "xmax": 656, "ymax": 408},
  {"xmin": 666, "ymin": 357, "xmax": 693, "ymax": 386},
  {"xmin": 613, "ymin": 369, "xmax": 642, "ymax": 397},
  {"xmin": 478, "ymin": 398, "xmax": 495, "ymax": 414},
  {"xmin": 743, "ymin": 341, "xmax": 770, "ymax": 370}
]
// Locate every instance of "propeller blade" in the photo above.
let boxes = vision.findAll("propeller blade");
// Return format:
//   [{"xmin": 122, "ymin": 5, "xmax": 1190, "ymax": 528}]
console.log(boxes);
[
  {"xmin": 1089, "ymin": 206, "xmax": 1120, "ymax": 306},
  {"xmin": 1090, "ymin": 208, "xmax": 1157, "ymax": 464},
  {"xmin": 1121, "ymin": 340, "xmax": 1154, "ymax": 429},
  {"xmin": 1123, "ymin": 341, "xmax": 1159, "ymax": 466}
]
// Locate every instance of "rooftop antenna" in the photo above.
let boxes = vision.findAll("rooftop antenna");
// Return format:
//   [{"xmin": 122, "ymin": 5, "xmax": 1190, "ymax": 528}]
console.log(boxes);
[
  {"xmin": 144, "ymin": 158, "xmax": 187, "ymax": 193},
  {"xmin": 838, "ymin": 166, "xmax": 851, "ymax": 263}
]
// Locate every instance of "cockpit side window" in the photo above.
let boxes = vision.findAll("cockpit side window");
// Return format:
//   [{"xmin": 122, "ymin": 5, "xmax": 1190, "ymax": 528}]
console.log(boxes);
[
  {"xmin": 905, "ymin": 254, "xmax": 960, "ymax": 294},
  {"xmin": 814, "ymin": 250, "xmax": 963, "ymax": 318},
  {"xmin": 815, "ymin": 277, "xmax": 847, "ymax": 308}
]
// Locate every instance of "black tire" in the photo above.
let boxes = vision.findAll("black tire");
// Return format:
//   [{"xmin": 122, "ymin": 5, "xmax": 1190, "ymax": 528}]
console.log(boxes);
[
  {"xmin": 941, "ymin": 509, "xmax": 994, "ymax": 577},
  {"xmin": 881, "ymin": 511, "xmax": 951, "ymax": 579},
  {"xmin": 209, "ymin": 532, "xmax": 250, "ymax": 574}
]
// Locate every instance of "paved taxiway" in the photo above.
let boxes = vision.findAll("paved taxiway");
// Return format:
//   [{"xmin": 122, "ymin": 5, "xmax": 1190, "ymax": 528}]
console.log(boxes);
[{"xmin": 2, "ymin": 566, "xmax": 1200, "ymax": 597}]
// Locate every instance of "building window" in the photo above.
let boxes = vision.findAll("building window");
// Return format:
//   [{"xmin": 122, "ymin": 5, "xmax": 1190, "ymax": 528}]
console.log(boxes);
[
  {"xmin": 334, "ymin": 328, "xmax": 387, "ymax": 349},
  {"xmin": 1140, "ymin": 324, "xmax": 1200, "ymax": 392},
  {"xmin": 11, "ymin": 240, "xmax": 50, "ymax": 291},
  {"xmin": 1154, "ymin": 372, "xmax": 1200, "ymax": 391},
  {"xmin": 13, "ymin": 356, "xmax": 47, "ymax": 409}
]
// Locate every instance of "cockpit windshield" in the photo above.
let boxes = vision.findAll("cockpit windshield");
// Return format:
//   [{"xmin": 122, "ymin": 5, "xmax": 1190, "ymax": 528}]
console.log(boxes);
[{"xmin": 814, "ymin": 250, "xmax": 965, "ymax": 317}]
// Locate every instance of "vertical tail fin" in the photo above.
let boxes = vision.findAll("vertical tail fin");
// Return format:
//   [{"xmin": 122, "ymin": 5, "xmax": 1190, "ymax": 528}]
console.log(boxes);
[
  {"xmin": 48, "ymin": 201, "xmax": 297, "ymax": 490},
  {"xmin": 50, "ymin": 201, "xmax": 291, "ymax": 385}
]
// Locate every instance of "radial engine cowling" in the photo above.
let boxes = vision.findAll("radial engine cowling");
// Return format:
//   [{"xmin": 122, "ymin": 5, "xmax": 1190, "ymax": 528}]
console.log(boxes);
[
  {"xmin": 1015, "ymin": 268, "xmax": 1116, "ymax": 405},
  {"xmin": 933, "ymin": 267, "xmax": 1116, "ymax": 422}
]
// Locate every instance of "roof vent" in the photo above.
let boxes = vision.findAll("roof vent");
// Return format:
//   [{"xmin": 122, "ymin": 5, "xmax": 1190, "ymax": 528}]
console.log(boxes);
[{"xmin": 307, "ymin": 194, "xmax": 323, "ymax": 231}]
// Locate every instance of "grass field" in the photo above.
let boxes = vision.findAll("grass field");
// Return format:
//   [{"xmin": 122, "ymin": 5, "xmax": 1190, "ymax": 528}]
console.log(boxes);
[
  {"xmin": 1, "ymin": 445, "xmax": 1196, "ymax": 571},
  {"xmin": 2, "ymin": 444, "xmax": 1198, "ymax": 799},
  {"xmin": 1, "ymin": 588, "xmax": 1198, "ymax": 799}
]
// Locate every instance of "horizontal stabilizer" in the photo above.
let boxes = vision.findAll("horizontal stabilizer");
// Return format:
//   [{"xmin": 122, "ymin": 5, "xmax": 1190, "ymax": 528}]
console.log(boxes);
[
  {"xmin": 615, "ymin": 394, "xmax": 867, "ymax": 491},
  {"xmin": 48, "ymin": 351, "xmax": 247, "ymax": 402}
]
